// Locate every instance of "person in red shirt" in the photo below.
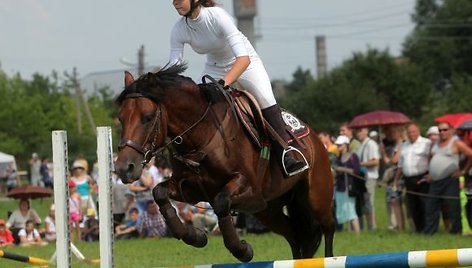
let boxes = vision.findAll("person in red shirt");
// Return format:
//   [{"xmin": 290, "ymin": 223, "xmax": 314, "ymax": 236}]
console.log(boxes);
[{"xmin": 0, "ymin": 219, "xmax": 14, "ymax": 246}]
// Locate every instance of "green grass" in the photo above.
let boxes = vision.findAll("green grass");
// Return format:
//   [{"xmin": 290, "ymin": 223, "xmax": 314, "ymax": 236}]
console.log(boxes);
[{"xmin": 0, "ymin": 188, "xmax": 471, "ymax": 267}]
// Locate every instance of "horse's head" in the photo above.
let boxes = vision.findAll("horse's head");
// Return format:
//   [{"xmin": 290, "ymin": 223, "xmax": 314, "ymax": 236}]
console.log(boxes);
[{"xmin": 114, "ymin": 70, "xmax": 170, "ymax": 183}]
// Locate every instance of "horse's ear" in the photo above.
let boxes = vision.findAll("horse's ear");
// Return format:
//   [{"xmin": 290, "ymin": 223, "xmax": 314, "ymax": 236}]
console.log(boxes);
[{"xmin": 124, "ymin": 71, "xmax": 134, "ymax": 87}]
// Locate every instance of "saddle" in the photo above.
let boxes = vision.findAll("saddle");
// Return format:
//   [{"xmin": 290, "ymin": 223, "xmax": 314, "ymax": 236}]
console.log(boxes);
[{"xmin": 199, "ymin": 79, "xmax": 310, "ymax": 151}]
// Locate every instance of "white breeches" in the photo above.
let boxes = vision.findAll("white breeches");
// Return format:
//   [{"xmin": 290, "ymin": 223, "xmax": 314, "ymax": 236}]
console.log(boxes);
[{"xmin": 202, "ymin": 58, "xmax": 277, "ymax": 109}]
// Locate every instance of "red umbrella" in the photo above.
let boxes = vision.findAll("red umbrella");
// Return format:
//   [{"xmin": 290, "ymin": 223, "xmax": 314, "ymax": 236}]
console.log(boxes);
[
  {"xmin": 7, "ymin": 186, "xmax": 53, "ymax": 200},
  {"xmin": 349, "ymin": 110, "xmax": 411, "ymax": 128},
  {"xmin": 434, "ymin": 113, "xmax": 472, "ymax": 128}
]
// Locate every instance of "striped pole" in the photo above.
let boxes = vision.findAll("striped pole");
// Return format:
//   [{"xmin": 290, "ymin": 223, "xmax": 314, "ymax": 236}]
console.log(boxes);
[
  {"xmin": 52, "ymin": 130, "xmax": 71, "ymax": 268},
  {"xmin": 97, "ymin": 126, "xmax": 115, "ymax": 268},
  {"xmin": 184, "ymin": 248, "xmax": 472, "ymax": 268},
  {"xmin": 0, "ymin": 250, "xmax": 49, "ymax": 265}
]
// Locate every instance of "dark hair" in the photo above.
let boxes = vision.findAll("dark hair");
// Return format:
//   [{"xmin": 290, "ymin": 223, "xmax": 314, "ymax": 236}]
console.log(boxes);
[
  {"xmin": 129, "ymin": 207, "xmax": 139, "ymax": 215},
  {"xmin": 20, "ymin": 199, "xmax": 30, "ymax": 209},
  {"xmin": 199, "ymin": 0, "xmax": 216, "ymax": 7},
  {"xmin": 25, "ymin": 219, "xmax": 34, "ymax": 226}
]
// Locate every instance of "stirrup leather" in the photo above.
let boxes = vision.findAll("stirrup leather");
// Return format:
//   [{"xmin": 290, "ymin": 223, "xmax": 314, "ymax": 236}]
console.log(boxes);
[{"xmin": 281, "ymin": 146, "xmax": 309, "ymax": 176}]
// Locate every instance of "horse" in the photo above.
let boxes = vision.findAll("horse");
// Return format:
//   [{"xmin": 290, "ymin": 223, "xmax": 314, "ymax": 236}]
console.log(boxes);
[{"xmin": 114, "ymin": 63, "xmax": 335, "ymax": 262}]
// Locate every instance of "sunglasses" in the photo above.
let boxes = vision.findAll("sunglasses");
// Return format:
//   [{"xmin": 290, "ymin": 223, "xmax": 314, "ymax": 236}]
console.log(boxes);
[{"xmin": 438, "ymin": 128, "xmax": 449, "ymax": 132}]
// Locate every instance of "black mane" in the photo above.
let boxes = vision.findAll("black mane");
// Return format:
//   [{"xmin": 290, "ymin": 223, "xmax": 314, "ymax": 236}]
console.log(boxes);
[{"xmin": 116, "ymin": 63, "xmax": 194, "ymax": 105}]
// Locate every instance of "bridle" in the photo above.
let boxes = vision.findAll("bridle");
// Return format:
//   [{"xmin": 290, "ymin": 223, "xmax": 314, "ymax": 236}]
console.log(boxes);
[{"xmin": 118, "ymin": 92, "xmax": 212, "ymax": 166}]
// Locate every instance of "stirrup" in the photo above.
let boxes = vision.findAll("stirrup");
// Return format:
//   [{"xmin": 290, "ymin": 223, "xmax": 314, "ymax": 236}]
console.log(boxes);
[{"xmin": 282, "ymin": 146, "xmax": 309, "ymax": 176}]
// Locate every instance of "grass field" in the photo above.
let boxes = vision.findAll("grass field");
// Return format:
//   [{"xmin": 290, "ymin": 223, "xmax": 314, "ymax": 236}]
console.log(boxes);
[{"xmin": 0, "ymin": 188, "xmax": 471, "ymax": 267}]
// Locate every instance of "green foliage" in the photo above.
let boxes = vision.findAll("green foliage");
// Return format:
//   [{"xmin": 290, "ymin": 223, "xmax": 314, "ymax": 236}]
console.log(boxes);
[
  {"xmin": 0, "ymin": 70, "xmax": 116, "ymax": 169},
  {"xmin": 280, "ymin": 49, "xmax": 433, "ymax": 133},
  {"xmin": 404, "ymin": 0, "xmax": 472, "ymax": 84}
]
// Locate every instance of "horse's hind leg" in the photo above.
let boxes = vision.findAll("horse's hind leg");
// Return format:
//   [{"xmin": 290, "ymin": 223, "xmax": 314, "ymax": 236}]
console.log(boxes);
[
  {"xmin": 152, "ymin": 181, "xmax": 208, "ymax": 248},
  {"xmin": 254, "ymin": 206, "xmax": 302, "ymax": 259}
]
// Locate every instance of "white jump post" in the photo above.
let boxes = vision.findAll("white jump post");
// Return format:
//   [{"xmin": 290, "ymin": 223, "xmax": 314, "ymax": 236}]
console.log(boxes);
[
  {"xmin": 97, "ymin": 126, "xmax": 114, "ymax": 268},
  {"xmin": 52, "ymin": 130, "xmax": 71, "ymax": 268}
]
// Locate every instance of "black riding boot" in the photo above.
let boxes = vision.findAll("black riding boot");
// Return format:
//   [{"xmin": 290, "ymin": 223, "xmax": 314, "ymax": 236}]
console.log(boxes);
[{"xmin": 262, "ymin": 104, "xmax": 309, "ymax": 176}]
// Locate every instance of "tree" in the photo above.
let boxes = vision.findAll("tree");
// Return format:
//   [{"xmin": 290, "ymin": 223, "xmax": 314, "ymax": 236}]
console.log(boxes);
[
  {"xmin": 0, "ymin": 70, "xmax": 116, "ymax": 170},
  {"xmin": 403, "ymin": 0, "xmax": 472, "ymax": 86},
  {"xmin": 280, "ymin": 49, "xmax": 432, "ymax": 133}
]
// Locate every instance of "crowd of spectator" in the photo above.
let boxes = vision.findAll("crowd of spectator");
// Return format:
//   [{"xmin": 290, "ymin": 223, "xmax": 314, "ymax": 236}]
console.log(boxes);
[
  {"xmin": 2, "ymin": 118, "xmax": 471, "ymax": 250},
  {"xmin": 327, "ymin": 121, "xmax": 472, "ymax": 236}
]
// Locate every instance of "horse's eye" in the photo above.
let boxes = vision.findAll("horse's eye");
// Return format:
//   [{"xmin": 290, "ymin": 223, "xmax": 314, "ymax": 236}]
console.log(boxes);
[{"xmin": 142, "ymin": 114, "xmax": 154, "ymax": 124}]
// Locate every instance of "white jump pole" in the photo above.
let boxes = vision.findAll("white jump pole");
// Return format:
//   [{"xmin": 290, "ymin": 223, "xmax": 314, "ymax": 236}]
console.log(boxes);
[
  {"xmin": 52, "ymin": 130, "xmax": 71, "ymax": 268},
  {"xmin": 97, "ymin": 126, "xmax": 114, "ymax": 268}
]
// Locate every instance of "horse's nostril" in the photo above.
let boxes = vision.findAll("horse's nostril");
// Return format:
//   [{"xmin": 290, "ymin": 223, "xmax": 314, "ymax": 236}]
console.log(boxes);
[{"xmin": 127, "ymin": 163, "xmax": 135, "ymax": 173}]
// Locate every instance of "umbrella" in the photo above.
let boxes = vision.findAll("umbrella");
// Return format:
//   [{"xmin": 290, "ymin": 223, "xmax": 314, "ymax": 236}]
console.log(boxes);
[
  {"xmin": 457, "ymin": 120, "xmax": 472, "ymax": 131},
  {"xmin": 434, "ymin": 113, "xmax": 472, "ymax": 128},
  {"xmin": 349, "ymin": 110, "xmax": 411, "ymax": 128},
  {"xmin": 7, "ymin": 186, "xmax": 53, "ymax": 200}
]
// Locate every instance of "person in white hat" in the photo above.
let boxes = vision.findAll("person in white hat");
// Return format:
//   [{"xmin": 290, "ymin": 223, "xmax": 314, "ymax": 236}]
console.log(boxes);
[
  {"xmin": 426, "ymin": 126, "xmax": 440, "ymax": 142},
  {"xmin": 333, "ymin": 135, "xmax": 362, "ymax": 234}
]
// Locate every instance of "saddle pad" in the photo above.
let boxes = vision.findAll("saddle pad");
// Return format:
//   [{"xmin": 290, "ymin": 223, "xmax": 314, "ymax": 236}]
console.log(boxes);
[{"xmin": 232, "ymin": 90, "xmax": 310, "ymax": 147}]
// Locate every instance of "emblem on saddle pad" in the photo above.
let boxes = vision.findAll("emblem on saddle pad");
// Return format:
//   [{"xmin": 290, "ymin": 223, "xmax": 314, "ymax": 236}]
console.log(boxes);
[{"xmin": 281, "ymin": 111, "xmax": 306, "ymax": 133}]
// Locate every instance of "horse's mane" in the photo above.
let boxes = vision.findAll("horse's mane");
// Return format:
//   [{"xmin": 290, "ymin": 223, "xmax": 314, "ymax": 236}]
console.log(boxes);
[{"xmin": 116, "ymin": 63, "xmax": 195, "ymax": 105}]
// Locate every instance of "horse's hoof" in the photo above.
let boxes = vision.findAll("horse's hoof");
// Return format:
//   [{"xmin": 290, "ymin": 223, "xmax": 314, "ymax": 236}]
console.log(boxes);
[
  {"xmin": 193, "ymin": 228, "xmax": 208, "ymax": 248},
  {"xmin": 235, "ymin": 240, "xmax": 253, "ymax": 262},
  {"xmin": 183, "ymin": 227, "xmax": 208, "ymax": 248}
]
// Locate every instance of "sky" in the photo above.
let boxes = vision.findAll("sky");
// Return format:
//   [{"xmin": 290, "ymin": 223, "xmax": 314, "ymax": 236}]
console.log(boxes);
[{"xmin": 0, "ymin": 0, "xmax": 416, "ymax": 82}]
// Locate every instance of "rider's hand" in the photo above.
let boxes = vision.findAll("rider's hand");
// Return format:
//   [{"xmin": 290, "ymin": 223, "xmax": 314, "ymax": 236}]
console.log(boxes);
[{"xmin": 217, "ymin": 79, "xmax": 230, "ymax": 90}]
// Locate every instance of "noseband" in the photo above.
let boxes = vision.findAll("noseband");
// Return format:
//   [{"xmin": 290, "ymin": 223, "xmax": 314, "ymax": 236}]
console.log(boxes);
[
  {"xmin": 118, "ymin": 93, "xmax": 163, "ymax": 166},
  {"xmin": 118, "ymin": 92, "xmax": 212, "ymax": 166}
]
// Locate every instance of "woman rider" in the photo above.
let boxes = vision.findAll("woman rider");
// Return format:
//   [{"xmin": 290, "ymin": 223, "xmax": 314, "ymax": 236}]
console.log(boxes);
[{"xmin": 169, "ymin": 0, "xmax": 308, "ymax": 176}]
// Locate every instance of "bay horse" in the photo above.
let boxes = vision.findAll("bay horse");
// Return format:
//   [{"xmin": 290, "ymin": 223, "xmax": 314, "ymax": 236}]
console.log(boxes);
[{"xmin": 114, "ymin": 64, "xmax": 334, "ymax": 262}]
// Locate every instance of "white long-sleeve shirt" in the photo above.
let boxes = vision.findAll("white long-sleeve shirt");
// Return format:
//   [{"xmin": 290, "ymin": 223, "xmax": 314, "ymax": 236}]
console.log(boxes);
[{"xmin": 169, "ymin": 6, "xmax": 258, "ymax": 67}]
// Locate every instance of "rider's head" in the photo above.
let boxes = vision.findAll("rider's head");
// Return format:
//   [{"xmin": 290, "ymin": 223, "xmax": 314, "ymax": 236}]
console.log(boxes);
[{"xmin": 172, "ymin": 0, "xmax": 215, "ymax": 18}]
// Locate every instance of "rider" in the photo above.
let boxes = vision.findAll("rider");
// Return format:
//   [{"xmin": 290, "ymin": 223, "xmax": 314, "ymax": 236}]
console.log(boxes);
[{"xmin": 169, "ymin": 0, "xmax": 308, "ymax": 176}]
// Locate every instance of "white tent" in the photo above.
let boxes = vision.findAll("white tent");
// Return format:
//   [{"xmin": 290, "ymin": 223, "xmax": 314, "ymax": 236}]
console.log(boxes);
[{"xmin": 0, "ymin": 152, "xmax": 17, "ymax": 176}]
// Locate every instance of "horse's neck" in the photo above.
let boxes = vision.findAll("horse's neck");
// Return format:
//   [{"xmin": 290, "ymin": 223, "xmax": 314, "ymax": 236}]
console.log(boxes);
[{"xmin": 165, "ymin": 90, "xmax": 226, "ymax": 152}]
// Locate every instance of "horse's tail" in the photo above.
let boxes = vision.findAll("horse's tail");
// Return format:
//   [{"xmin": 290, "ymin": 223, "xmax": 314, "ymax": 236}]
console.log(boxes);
[{"xmin": 287, "ymin": 186, "xmax": 323, "ymax": 258}]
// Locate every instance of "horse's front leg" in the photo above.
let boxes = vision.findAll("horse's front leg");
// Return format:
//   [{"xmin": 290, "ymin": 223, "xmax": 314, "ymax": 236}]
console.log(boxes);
[
  {"xmin": 152, "ymin": 181, "xmax": 207, "ymax": 248},
  {"xmin": 213, "ymin": 173, "xmax": 258, "ymax": 262}
]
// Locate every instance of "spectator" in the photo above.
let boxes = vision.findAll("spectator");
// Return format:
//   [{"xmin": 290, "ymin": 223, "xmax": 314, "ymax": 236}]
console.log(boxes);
[
  {"xmin": 82, "ymin": 208, "xmax": 99, "ymax": 242},
  {"xmin": 457, "ymin": 130, "xmax": 472, "ymax": 235},
  {"xmin": 43, "ymin": 204, "xmax": 57, "ymax": 242},
  {"xmin": 339, "ymin": 122, "xmax": 361, "ymax": 155},
  {"xmin": 0, "ymin": 219, "xmax": 14, "ymax": 247},
  {"xmin": 318, "ymin": 132, "xmax": 340, "ymax": 165},
  {"xmin": 393, "ymin": 123, "xmax": 431, "ymax": 233},
  {"xmin": 333, "ymin": 135, "xmax": 362, "ymax": 234},
  {"xmin": 424, "ymin": 122, "xmax": 472, "ymax": 235},
  {"xmin": 29, "ymin": 152, "xmax": 42, "ymax": 187},
  {"xmin": 427, "ymin": 126, "xmax": 440, "ymax": 142},
  {"xmin": 129, "ymin": 168, "xmax": 156, "ymax": 214},
  {"xmin": 138, "ymin": 200, "xmax": 167, "ymax": 238},
  {"xmin": 6, "ymin": 199, "xmax": 41, "ymax": 244},
  {"xmin": 70, "ymin": 160, "xmax": 95, "ymax": 217},
  {"xmin": 124, "ymin": 190, "xmax": 137, "ymax": 220},
  {"xmin": 147, "ymin": 157, "xmax": 164, "ymax": 185},
  {"xmin": 40, "ymin": 157, "xmax": 53, "ymax": 189},
  {"xmin": 112, "ymin": 172, "xmax": 127, "ymax": 229},
  {"xmin": 192, "ymin": 202, "xmax": 218, "ymax": 233},
  {"xmin": 2, "ymin": 163, "xmax": 20, "ymax": 192},
  {"xmin": 74, "ymin": 155, "xmax": 89, "ymax": 174},
  {"xmin": 355, "ymin": 127, "xmax": 380, "ymax": 231},
  {"xmin": 380, "ymin": 125, "xmax": 405, "ymax": 231},
  {"xmin": 68, "ymin": 180, "xmax": 81, "ymax": 241},
  {"xmin": 369, "ymin": 130, "xmax": 380, "ymax": 143},
  {"xmin": 115, "ymin": 208, "xmax": 140, "ymax": 240},
  {"xmin": 18, "ymin": 220, "xmax": 47, "ymax": 246},
  {"xmin": 174, "ymin": 201, "xmax": 193, "ymax": 225}
]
